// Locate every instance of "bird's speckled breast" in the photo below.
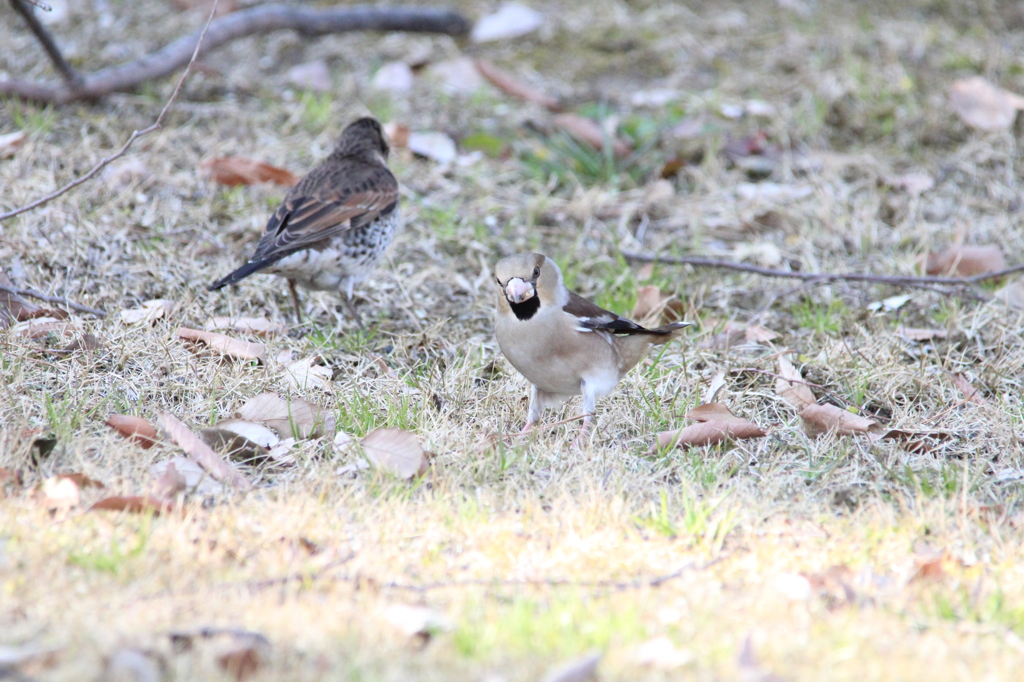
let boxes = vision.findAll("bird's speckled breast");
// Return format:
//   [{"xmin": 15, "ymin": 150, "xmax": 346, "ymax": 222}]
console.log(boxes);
[{"xmin": 267, "ymin": 209, "xmax": 401, "ymax": 293}]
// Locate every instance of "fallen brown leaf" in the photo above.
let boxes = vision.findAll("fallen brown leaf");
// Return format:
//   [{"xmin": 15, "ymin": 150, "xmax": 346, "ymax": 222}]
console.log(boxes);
[
  {"xmin": 474, "ymin": 59, "xmax": 562, "ymax": 111},
  {"xmin": 775, "ymin": 356, "xmax": 816, "ymax": 410},
  {"xmin": 552, "ymin": 113, "xmax": 632, "ymax": 158},
  {"xmin": 150, "ymin": 457, "xmax": 224, "ymax": 496},
  {"xmin": 177, "ymin": 327, "xmax": 265, "ymax": 363},
  {"xmin": 654, "ymin": 402, "xmax": 767, "ymax": 450},
  {"xmin": 925, "ymin": 244, "xmax": 1006, "ymax": 277},
  {"xmin": 0, "ymin": 270, "xmax": 41, "ymax": 328},
  {"xmin": 119, "ymin": 299, "xmax": 175, "ymax": 326},
  {"xmin": 153, "ymin": 460, "xmax": 187, "ymax": 499},
  {"xmin": 200, "ymin": 156, "xmax": 298, "ymax": 187},
  {"xmin": 90, "ymin": 495, "xmax": 178, "ymax": 516},
  {"xmin": 949, "ymin": 76, "xmax": 1024, "ymax": 131},
  {"xmin": 361, "ymin": 428, "xmax": 428, "ymax": 479},
  {"xmin": 157, "ymin": 412, "xmax": 251, "ymax": 490},
  {"xmin": 383, "ymin": 121, "xmax": 410, "ymax": 148},
  {"xmin": 106, "ymin": 414, "xmax": 159, "ymax": 449},
  {"xmin": 10, "ymin": 316, "xmax": 81, "ymax": 338},
  {"xmin": 57, "ymin": 472, "xmax": 104, "ymax": 489},
  {"xmin": 236, "ymin": 392, "xmax": 335, "ymax": 439},
  {"xmin": 204, "ymin": 316, "xmax": 286, "ymax": 337},
  {"xmin": 216, "ymin": 635, "xmax": 268, "ymax": 682},
  {"xmin": 0, "ymin": 130, "xmax": 27, "ymax": 158},
  {"xmin": 799, "ymin": 403, "xmax": 881, "ymax": 438},
  {"xmin": 951, "ymin": 373, "xmax": 990, "ymax": 407},
  {"xmin": 631, "ymin": 286, "xmax": 685, "ymax": 326}
]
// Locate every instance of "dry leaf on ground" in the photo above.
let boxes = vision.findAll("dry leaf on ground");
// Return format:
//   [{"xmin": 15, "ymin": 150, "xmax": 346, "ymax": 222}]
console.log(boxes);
[
  {"xmin": 383, "ymin": 121, "xmax": 410, "ymax": 148},
  {"xmin": 120, "ymin": 299, "xmax": 175, "ymax": 326},
  {"xmin": 200, "ymin": 419, "xmax": 281, "ymax": 465},
  {"xmin": 106, "ymin": 414, "xmax": 159, "ymax": 449},
  {"xmin": 631, "ymin": 286, "xmax": 685, "ymax": 326},
  {"xmin": 995, "ymin": 278, "xmax": 1024, "ymax": 309},
  {"xmin": 951, "ymin": 373, "xmax": 990, "ymax": 407},
  {"xmin": 407, "ymin": 132, "xmax": 457, "ymax": 164},
  {"xmin": 282, "ymin": 355, "xmax": 333, "ymax": 390},
  {"xmin": 0, "ymin": 130, "xmax": 27, "ymax": 158},
  {"xmin": 0, "ymin": 270, "xmax": 41, "ymax": 327},
  {"xmin": 471, "ymin": 2, "xmax": 544, "ymax": 43},
  {"xmin": 474, "ymin": 59, "xmax": 562, "ymax": 111},
  {"xmin": 948, "ymin": 76, "xmax": 1024, "ymax": 131},
  {"xmin": 897, "ymin": 327, "xmax": 947, "ymax": 342},
  {"xmin": 541, "ymin": 651, "xmax": 601, "ymax": 682},
  {"xmin": 552, "ymin": 114, "xmax": 632, "ymax": 158},
  {"xmin": 361, "ymin": 428, "xmax": 428, "ymax": 479},
  {"xmin": 150, "ymin": 457, "xmax": 224, "ymax": 496},
  {"xmin": 57, "ymin": 472, "xmax": 104, "ymax": 489},
  {"xmin": 90, "ymin": 495, "xmax": 178, "ymax": 516},
  {"xmin": 177, "ymin": 327, "xmax": 265, "ymax": 363},
  {"xmin": 36, "ymin": 476, "xmax": 80, "ymax": 513},
  {"xmin": 775, "ymin": 356, "xmax": 816, "ymax": 410},
  {"xmin": 423, "ymin": 57, "xmax": 486, "ymax": 94},
  {"xmin": 204, "ymin": 316, "xmax": 286, "ymax": 337},
  {"xmin": 157, "ymin": 412, "xmax": 251, "ymax": 489},
  {"xmin": 216, "ymin": 634, "xmax": 268, "ymax": 682},
  {"xmin": 799, "ymin": 403, "xmax": 881, "ymax": 438},
  {"xmin": 654, "ymin": 403, "xmax": 767, "ymax": 451},
  {"xmin": 199, "ymin": 157, "xmax": 299, "ymax": 187},
  {"xmin": 10, "ymin": 317, "xmax": 81, "ymax": 338},
  {"xmin": 236, "ymin": 392, "xmax": 335, "ymax": 439},
  {"xmin": 153, "ymin": 460, "xmax": 187, "ymax": 499},
  {"xmin": 702, "ymin": 321, "xmax": 779, "ymax": 349},
  {"xmin": 925, "ymin": 244, "xmax": 1006, "ymax": 277},
  {"xmin": 371, "ymin": 61, "xmax": 414, "ymax": 92}
]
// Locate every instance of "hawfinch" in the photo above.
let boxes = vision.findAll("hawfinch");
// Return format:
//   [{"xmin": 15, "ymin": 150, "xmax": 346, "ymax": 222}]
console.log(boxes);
[{"xmin": 494, "ymin": 253, "xmax": 689, "ymax": 441}]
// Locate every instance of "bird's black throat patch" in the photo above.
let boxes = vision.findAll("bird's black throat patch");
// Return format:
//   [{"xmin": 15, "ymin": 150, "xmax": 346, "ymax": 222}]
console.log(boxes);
[{"xmin": 508, "ymin": 296, "xmax": 540, "ymax": 321}]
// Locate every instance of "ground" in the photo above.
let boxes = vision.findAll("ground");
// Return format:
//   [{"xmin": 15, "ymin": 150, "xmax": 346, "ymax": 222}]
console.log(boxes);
[{"xmin": 2, "ymin": 0, "xmax": 1024, "ymax": 679}]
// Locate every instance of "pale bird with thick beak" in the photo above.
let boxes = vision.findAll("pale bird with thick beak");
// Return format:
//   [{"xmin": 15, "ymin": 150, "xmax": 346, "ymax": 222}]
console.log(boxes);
[{"xmin": 494, "ymin": 253, "xmax": 689, "ymax": 442}]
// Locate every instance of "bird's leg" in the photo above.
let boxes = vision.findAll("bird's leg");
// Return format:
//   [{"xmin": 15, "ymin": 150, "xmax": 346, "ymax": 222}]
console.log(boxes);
[
  {"xmin": 521, "ymin": 384, "xmax": 545, "ymax": 433},
  {"xmin": 287, "ymin": 279, "xmax": 304, "ymax": 324},
  {"xmin": 342, "ymin": 293, "xmax": 365, "ymax": 330},
  {"xmin": 572, "ymin": 381, "xmax": 598, "ymax": 448}
]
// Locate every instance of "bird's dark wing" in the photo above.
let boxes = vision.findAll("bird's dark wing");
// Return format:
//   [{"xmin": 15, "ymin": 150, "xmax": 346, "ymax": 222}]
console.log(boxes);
[
  {"xmin": 563, "ymin": 292, "xmax": 674, "ymax": 335},
  {"xmin": 249, "ymin": 163, "xmax": 398, "ymax": 264}
]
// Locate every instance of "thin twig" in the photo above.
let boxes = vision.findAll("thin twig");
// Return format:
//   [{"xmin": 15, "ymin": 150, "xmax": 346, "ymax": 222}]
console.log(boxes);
[
  {"xmin": 621, "ymin": 251, "xmax": 1024, "ymax": 289},
  {"xmin": 9, "ymin": 0, "xmax": 81, "ymax": 88},
  {"xmin": 0, "ymin": 281, "xmax": 107, "ymax": 318},
  {"xmin": 0, "ymin": 0, "xmax": 218, "ymax": 222},
  {"xmin": 0, "ymin": 5, "xmax": 471, "ymax": 104}
]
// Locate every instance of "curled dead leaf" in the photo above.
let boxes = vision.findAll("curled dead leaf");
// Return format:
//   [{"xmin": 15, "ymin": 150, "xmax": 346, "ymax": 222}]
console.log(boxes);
[
  {"xmin": 157, "ymin": 412, "xmax": 251, "ymax": 490},
  {"xmin": 282, "ymin": 355, "xmax": 333, "ymax": 390},
  {"xmin": 552, "ymin": 114, "xmax": 631, "ymax": 158},
  {"xmin": 654, "ymin": 403, "xmax": 766, "ymax": 451},
  {"xmin": 106, "ymin": 414, "xmax": 159, "ymax": 449},
  {"xmin": 361, "ymin": 428, "xmax": 428, "ymax": 479},
  {"xmin": 177, "ymin": 327, "xmax": 265, "ymax": 363},
  {"xmin": 951, "ymin": 373, "xmax": 990, "ymax": 407},
  {"xmin": 199, "ymin": 156, "xmax": 299, "ymax": 187},
  {"xmin": 925, "ymin": 244, "xmax": 1006, "ymax": 277},
  {"xmin": 236, "ymin": 392, "xmax": 335, "ymax": 439},
  {"xmin": 474, "ymin": 59, "xmax": 562, "ymax": 111}
]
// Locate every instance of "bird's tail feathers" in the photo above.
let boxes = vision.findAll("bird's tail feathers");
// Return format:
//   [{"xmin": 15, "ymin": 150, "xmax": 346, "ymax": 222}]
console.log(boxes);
[{"xmin": 208, "ymin": 258, "xmax": 272, "ymax": 291}]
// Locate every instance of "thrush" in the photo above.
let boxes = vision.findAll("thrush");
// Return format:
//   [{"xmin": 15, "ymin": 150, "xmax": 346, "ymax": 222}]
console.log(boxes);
[
  {"xmin": 494, "ymin": 253, "xmax": 689, "ymax": 443},
  {"xmin": 209, "ymin": 117, "xmax": 400, "ymax": 324}
]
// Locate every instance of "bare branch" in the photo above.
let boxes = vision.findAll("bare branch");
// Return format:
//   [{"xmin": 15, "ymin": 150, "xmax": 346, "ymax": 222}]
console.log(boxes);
[
  {"xmin": 0, "ymin": 5, "xmax": 471, "ymax": 104},
  {"xmin": 621, "ymin": 251, "xmax": 1024, "ymax": 291},
  {"xmin": 9, "ymin": 0, "xmax": 82, "ymax": 88},
  {"xmin": 0, "ymin": 281, "xmax": 108, "ymax": 318},
  {"xmin": 0, "ymin": 0, "xmax": 219, "ymax": 222}
]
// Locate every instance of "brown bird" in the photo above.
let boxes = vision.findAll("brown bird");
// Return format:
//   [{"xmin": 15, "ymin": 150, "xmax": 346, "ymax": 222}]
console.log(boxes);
[
  {"xmin": 210, "ymin": 117, "xmax": 400, "ymax": 324},
  {"xmin": 494, "ymin": 253, "xmax": 689, "ymax": 443}
]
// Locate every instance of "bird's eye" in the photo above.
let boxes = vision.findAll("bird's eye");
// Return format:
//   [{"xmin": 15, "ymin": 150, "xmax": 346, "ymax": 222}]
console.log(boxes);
[{"xmin": 533, "ymin": 266, "xmax": 540, "ymax": 278}]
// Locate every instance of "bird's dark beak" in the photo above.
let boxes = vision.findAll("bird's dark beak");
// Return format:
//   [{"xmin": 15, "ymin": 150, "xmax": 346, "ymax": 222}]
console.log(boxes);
[{"xmin": 504, "ymin": 277, "xmax": 535, "ymax": 304}]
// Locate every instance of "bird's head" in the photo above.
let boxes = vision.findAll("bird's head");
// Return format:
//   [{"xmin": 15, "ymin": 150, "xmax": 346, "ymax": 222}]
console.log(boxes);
[
  {"xmin": 494, "ymin": 253, "xmax": 564, "ymax": 321},
  {"xmin": 336, "ymin": 117, "xmax": 390, "ymax": 162}
]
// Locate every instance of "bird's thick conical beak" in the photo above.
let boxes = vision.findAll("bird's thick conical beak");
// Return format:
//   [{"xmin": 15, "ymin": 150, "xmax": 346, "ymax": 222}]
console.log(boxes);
[{"xmin": 504, "ymin": 277, "xmax": 535, "ymax": 304}]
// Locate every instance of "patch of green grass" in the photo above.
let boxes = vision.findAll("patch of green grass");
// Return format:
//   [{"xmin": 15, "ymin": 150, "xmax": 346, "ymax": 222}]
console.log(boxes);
[
  {"xmin": 4, "ymin": 98, "xmax": 56, "ymax": 135},
  {"xmin": 451, "ymin": 592, "xmax": 647, "ymax": 660},
  {"xmin": 67, "ymin": 520, "xmax": 151, "ymax": 577},
  {"xmin": 300, "ymin": 91, "xmax": 334, "ymax": 134},
  {"xmin": 793, "ymin": 298, "xmax": 846, "ymax": 335}
]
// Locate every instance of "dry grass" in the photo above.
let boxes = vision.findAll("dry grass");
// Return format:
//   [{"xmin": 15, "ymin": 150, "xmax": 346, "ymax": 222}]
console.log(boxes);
[{"xmin": 3, "ymin": 0, "xmax": 1024, "ymax": 679}]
